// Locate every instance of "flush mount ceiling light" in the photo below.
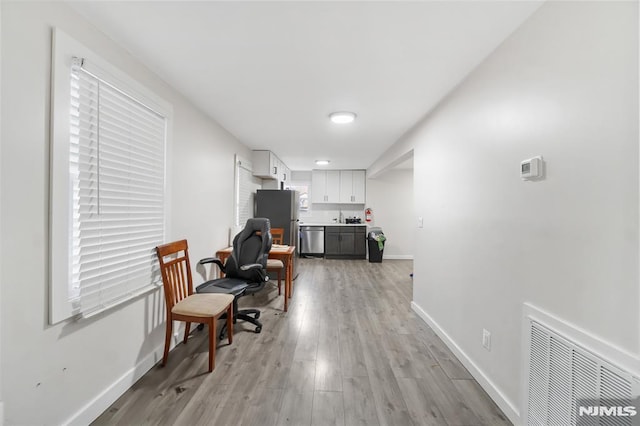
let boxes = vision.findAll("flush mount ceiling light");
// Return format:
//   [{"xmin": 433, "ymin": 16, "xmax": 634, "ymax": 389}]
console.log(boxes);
[
  {"xmin": 329, "ymin": 111, "xmax": 357, "ymax": 124},
  {"xmin": 315, "ymin": 160, "xmax": 330, "ymax": 166}
]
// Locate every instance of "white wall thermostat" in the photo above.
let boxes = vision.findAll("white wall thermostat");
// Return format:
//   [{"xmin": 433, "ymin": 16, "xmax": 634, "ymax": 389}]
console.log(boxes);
[{"xmin": 520, "ymin": 156, "xmax": 543, "ymax": 180}]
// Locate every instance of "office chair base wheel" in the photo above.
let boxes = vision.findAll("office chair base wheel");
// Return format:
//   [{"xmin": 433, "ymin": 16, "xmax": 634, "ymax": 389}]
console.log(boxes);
[
  {"xmin": 255, "ymin": 326, "xmax": 262, "ymax": 333},
  {"xmin": 197, "ymin": 323, "xmax": 204, "ymax": 331},
  {"xmin": 218, "ymin": 325, "xmax": 228, "ymax": 341},
  {"xmin": 254, "ymin": 312, "xmax": 261, "ymax": 319}
]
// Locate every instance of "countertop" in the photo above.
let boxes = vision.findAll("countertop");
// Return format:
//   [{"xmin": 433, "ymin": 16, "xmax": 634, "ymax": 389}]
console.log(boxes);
[{"xmin": 298, "ymin": 222, "xmax": 369, "ymax": 227}]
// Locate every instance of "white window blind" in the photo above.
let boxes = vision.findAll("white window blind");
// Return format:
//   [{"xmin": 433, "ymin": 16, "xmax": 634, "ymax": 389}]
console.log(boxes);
[
  {"xmin": 67, "ymin": 59, "xmax": 166, "ymax": 316},
  {"xmin": 236, "ymin": 157, "xmax": 261, "ymax": 227}
]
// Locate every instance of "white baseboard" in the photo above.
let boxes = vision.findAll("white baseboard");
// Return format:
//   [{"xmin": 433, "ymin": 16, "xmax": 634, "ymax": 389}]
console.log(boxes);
[
  {"xmin": 411, "ymin": 301, "xmax": 521, "ymax": 426},
  {"xmin": 63, "ymin": 342, "xmax": 165, "ymax": 426},
  {"xmin": 383, "ymin": 254, "xmax": 413, "ymax": 260}
]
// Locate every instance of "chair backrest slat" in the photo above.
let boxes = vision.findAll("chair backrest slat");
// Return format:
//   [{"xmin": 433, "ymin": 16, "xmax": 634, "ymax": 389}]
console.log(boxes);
[
  {"xmin": 156, "ymin": 240, "xmax": 193, "ymax": 310},
  {"xmin": 177, "ymin": 262, "xmax": 185, "ymax": 300},
  {"xmin": 271, "ymin": 228, "xmax": 284, "ymax": 245}
]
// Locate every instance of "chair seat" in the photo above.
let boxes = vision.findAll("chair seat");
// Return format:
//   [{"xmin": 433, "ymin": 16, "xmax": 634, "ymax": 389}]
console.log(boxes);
[
  {"xmin": 197, "ymin": 278, "xmax": 249, "ymax": 296},
  {"xmin": 172, "ymin": 293, "xmax": 234, "ymax": 317},
  {"xmin": 267, "ymin": 259, "xmax": 284, "ymax": 268}
]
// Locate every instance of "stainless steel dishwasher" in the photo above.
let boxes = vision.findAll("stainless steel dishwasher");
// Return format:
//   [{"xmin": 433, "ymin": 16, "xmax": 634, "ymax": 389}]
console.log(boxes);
[{"xmin": 299, "ymin": 226, "xmax": 324, "ymax": 257}]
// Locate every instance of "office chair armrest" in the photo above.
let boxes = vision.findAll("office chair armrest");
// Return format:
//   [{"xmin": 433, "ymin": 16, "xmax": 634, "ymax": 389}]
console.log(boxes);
[
  {"xmin": 198, "ymin": 257, "xmax": 226, "ymax": 273},
  {"xmin": 239, "ymin": 263, "xmax": 263, "ymax": 271}
]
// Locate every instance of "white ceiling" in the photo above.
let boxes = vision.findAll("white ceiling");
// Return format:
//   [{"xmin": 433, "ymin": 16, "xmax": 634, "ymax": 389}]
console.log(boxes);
[{"xmin": 68, "ymin": 1, "xmax": 541, "ymax": 171}]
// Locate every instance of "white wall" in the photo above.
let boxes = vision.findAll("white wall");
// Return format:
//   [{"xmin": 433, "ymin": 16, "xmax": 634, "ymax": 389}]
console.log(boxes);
[
  {"xmin": 301, "ymin": 203, "xmax": 366, "ymax": 223},
  {"xmin": 0, "ymin": 2, "xmax": 251, "ymax": 424},
  {"xmin": 366, "ymin": 168, "xmax": 414, "ymax": 259},
  {"xmin": 370, "ymin": 1, "xmax": 639, "ymax": 422}
]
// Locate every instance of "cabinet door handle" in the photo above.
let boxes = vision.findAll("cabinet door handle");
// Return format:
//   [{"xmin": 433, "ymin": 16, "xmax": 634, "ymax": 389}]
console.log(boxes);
[
  {"xmin": 273, "ymin": 166, "xmax": 278, "ymax": 174},
  {"xmin": 283, "ymin": 173, "xmax": 286, "ymax": 181}
]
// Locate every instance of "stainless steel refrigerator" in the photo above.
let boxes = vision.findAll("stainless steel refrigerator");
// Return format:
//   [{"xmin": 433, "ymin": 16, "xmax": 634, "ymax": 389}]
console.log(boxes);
[{"xmin": 255, "ymin": 190, "xmax": 300, "ymax": 278}]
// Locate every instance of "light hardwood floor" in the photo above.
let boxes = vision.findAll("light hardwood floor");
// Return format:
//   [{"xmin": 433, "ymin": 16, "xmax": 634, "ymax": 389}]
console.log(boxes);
[{"xmin": 93, "ymin": 258, "xmax": 511, "ymax": 426}]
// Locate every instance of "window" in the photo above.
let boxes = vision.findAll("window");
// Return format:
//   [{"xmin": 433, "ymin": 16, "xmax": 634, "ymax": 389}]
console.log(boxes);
[{"xmin": 50, "ymin": 29, "xmax": 172, "ymax": 323}]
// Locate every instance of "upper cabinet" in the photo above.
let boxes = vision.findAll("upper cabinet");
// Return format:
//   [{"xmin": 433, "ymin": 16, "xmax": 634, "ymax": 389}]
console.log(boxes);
[
  {"xmin": 339, "ymin": 170, "xmax": 366, "ymax": 203},
  {"xmin": 351, "ymin": 170, "xmax": 366, "ymax": 203},
  {"xmin": 312, "ymin": 170, "xmax": 340, "ymax": 203},
  {"xmin": 252, "ymin": 150, "xmax": 279, "ymax": 179},
  {"xmin": 280, "ymin": 163, "xmax": 291, "ymax": 184},
  {"xmin": 252, "ymin": 150, "xmax": 290, "ymax": 186},
  {"xmin": 312, "ymin": 169, "xmax": 366, "ymax": 204}
]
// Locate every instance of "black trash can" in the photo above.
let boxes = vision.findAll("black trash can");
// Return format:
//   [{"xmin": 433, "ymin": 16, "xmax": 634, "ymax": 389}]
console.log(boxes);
[{"xmin": 367, "ymin": 227, "xmax": 385, "ymax": 263}]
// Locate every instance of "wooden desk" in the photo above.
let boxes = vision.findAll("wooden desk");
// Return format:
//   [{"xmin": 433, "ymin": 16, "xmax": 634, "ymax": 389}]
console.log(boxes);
[{"xmin": 215, "ymin": 245, "xmax": 296, "ymax": 312}]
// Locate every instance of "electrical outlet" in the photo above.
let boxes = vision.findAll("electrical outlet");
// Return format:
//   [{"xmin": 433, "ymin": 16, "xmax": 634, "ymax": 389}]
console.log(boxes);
[{"xmin": 482, "ymin": 329, "xmax": 491, "ymax": 351}]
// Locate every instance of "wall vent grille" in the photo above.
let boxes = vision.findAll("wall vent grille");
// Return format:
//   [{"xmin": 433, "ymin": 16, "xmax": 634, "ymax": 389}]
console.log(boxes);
[{"xmin": 527, "ymin": 320, "xmax": 639, "ymax": 426}]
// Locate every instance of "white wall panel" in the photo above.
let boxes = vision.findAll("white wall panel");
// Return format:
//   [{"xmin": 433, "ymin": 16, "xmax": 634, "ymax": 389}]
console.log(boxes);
[
  {"xmin": 371, "ymin": 2, "xmax": 639, "ymax": 422},
  {"xmin": 366, "ymin": 168, "xmax": 414, "ymax": 259},
  {"xmin": 0, "ymin": 2, "xmax": 251, "ymax": 423}
]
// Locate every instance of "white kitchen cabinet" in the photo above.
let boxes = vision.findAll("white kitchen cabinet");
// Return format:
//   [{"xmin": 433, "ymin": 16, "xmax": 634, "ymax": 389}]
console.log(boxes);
[
  {"xmin": 274, "ymin": 157, "xmax": 283, "ymax": 181},
  {"xmin": 351, "ymin": 170, "xmax": 366, "ymax": 203},
  {"xmin": 252, "ymin": 150, "xmax": 291, "ymax": 189},
  {"xmin": 313, "ymin": 169, "xmax": 364, "ymax": 204},
  {"xmin": 326, "ymin": 171, "xmax": 340, "ymax": 202},
  {"xmin": 339, "ymin": 170, "xmax": 366, "ymax": 204},
  {"xmin": 280, "ymin": 164, "xmax": 290, "ymax": 185},
  {"xmin": 252, "ymin": 150, "xmax": 279, "ymax": 179},
  {"xmin": 311, "ymin": 171, "xmax": 324, "ymax": 203},
  {"xmin": 312, "ymin": 170, "xmax": 340, "ymax": 203},
  {"xmin": 339, "ymin": 171, "xmax": 353, "ymax": 203}
]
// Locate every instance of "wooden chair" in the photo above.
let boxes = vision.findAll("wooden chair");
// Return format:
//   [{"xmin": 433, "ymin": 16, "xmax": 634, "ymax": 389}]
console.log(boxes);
[
  {"xmin": 156, "ymin": 240, "xmax": 234, "ymax": 372},
  {"xmin": 267, "ymin": 228, "xmax": 285, "ymax": 295}
]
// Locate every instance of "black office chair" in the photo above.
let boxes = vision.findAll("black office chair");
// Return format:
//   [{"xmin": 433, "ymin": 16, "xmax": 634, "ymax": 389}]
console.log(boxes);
[{"xmin": 196, "ymin": 218, "xmax": 272, "ymax": 336}]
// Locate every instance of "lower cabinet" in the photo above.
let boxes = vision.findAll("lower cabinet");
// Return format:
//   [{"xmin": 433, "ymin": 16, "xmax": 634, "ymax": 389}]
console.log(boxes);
[{"xmin": 325, "ymin": 226, "xmax": 366, "ymax": 259}]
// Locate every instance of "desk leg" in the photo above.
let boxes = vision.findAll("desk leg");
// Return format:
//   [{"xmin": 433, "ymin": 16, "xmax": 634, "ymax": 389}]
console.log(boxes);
[
  {"xmin": 284, "ymin": 257, "xmax": 289, "ymax": 312},
  {"xmin": 287, "ymin": 258, "xmax": 293, "ymax": 298}
]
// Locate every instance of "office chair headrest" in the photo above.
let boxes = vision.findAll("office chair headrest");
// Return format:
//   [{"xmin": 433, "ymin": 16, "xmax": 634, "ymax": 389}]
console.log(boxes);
[
  {"xmin": 232, "ymin": 218, "xmax": 272, "ymax": 268},
  {"xmin": 242, "ymin": 218, "xmax": 271, "ymax": 236}
]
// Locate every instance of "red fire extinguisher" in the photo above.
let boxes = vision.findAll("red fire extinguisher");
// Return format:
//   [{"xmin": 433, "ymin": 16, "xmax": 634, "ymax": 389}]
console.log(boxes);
[{"xmin": 365, "ymin": 208, "xmax": 373, "ymax": 223}]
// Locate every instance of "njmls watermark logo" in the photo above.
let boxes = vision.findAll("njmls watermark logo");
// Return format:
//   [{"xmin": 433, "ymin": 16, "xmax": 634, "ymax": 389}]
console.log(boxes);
[
  {"xmin": 577, "ymin": 398, "xmax": 639, "ymax": 425},
  {"xmin": 578, "ymin": 406, "xmax": 637, "ymax": 417}
]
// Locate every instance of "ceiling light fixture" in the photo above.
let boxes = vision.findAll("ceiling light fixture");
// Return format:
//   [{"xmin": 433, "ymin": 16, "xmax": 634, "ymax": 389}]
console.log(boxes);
[
  {"xmin": 315, "ymin": 160, "xmax": 330, "ymax": 166},
  {"xmin": 329, "ymin": 111, "xmax": 357, "ymax": 124}
]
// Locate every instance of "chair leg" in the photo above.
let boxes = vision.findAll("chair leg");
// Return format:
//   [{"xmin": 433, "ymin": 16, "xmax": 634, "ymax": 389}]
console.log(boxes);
[
  {"xmin": 163, "ymin": 317, "xmax": 172, "ymax": 367},
  {"xmin": 226, "ymin": 304, "xmax": 233, "ymax": 345},
  {"xmin": 183, "ymin": 322, "xmax": 191, "ymax": 344},
  {"xmin": 277, "ymin": 270, "xmax": 282, "ymax": 295},
  {"xmin": 208, "ymin": 317, "xmax": 216, "ymax": 372}
]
